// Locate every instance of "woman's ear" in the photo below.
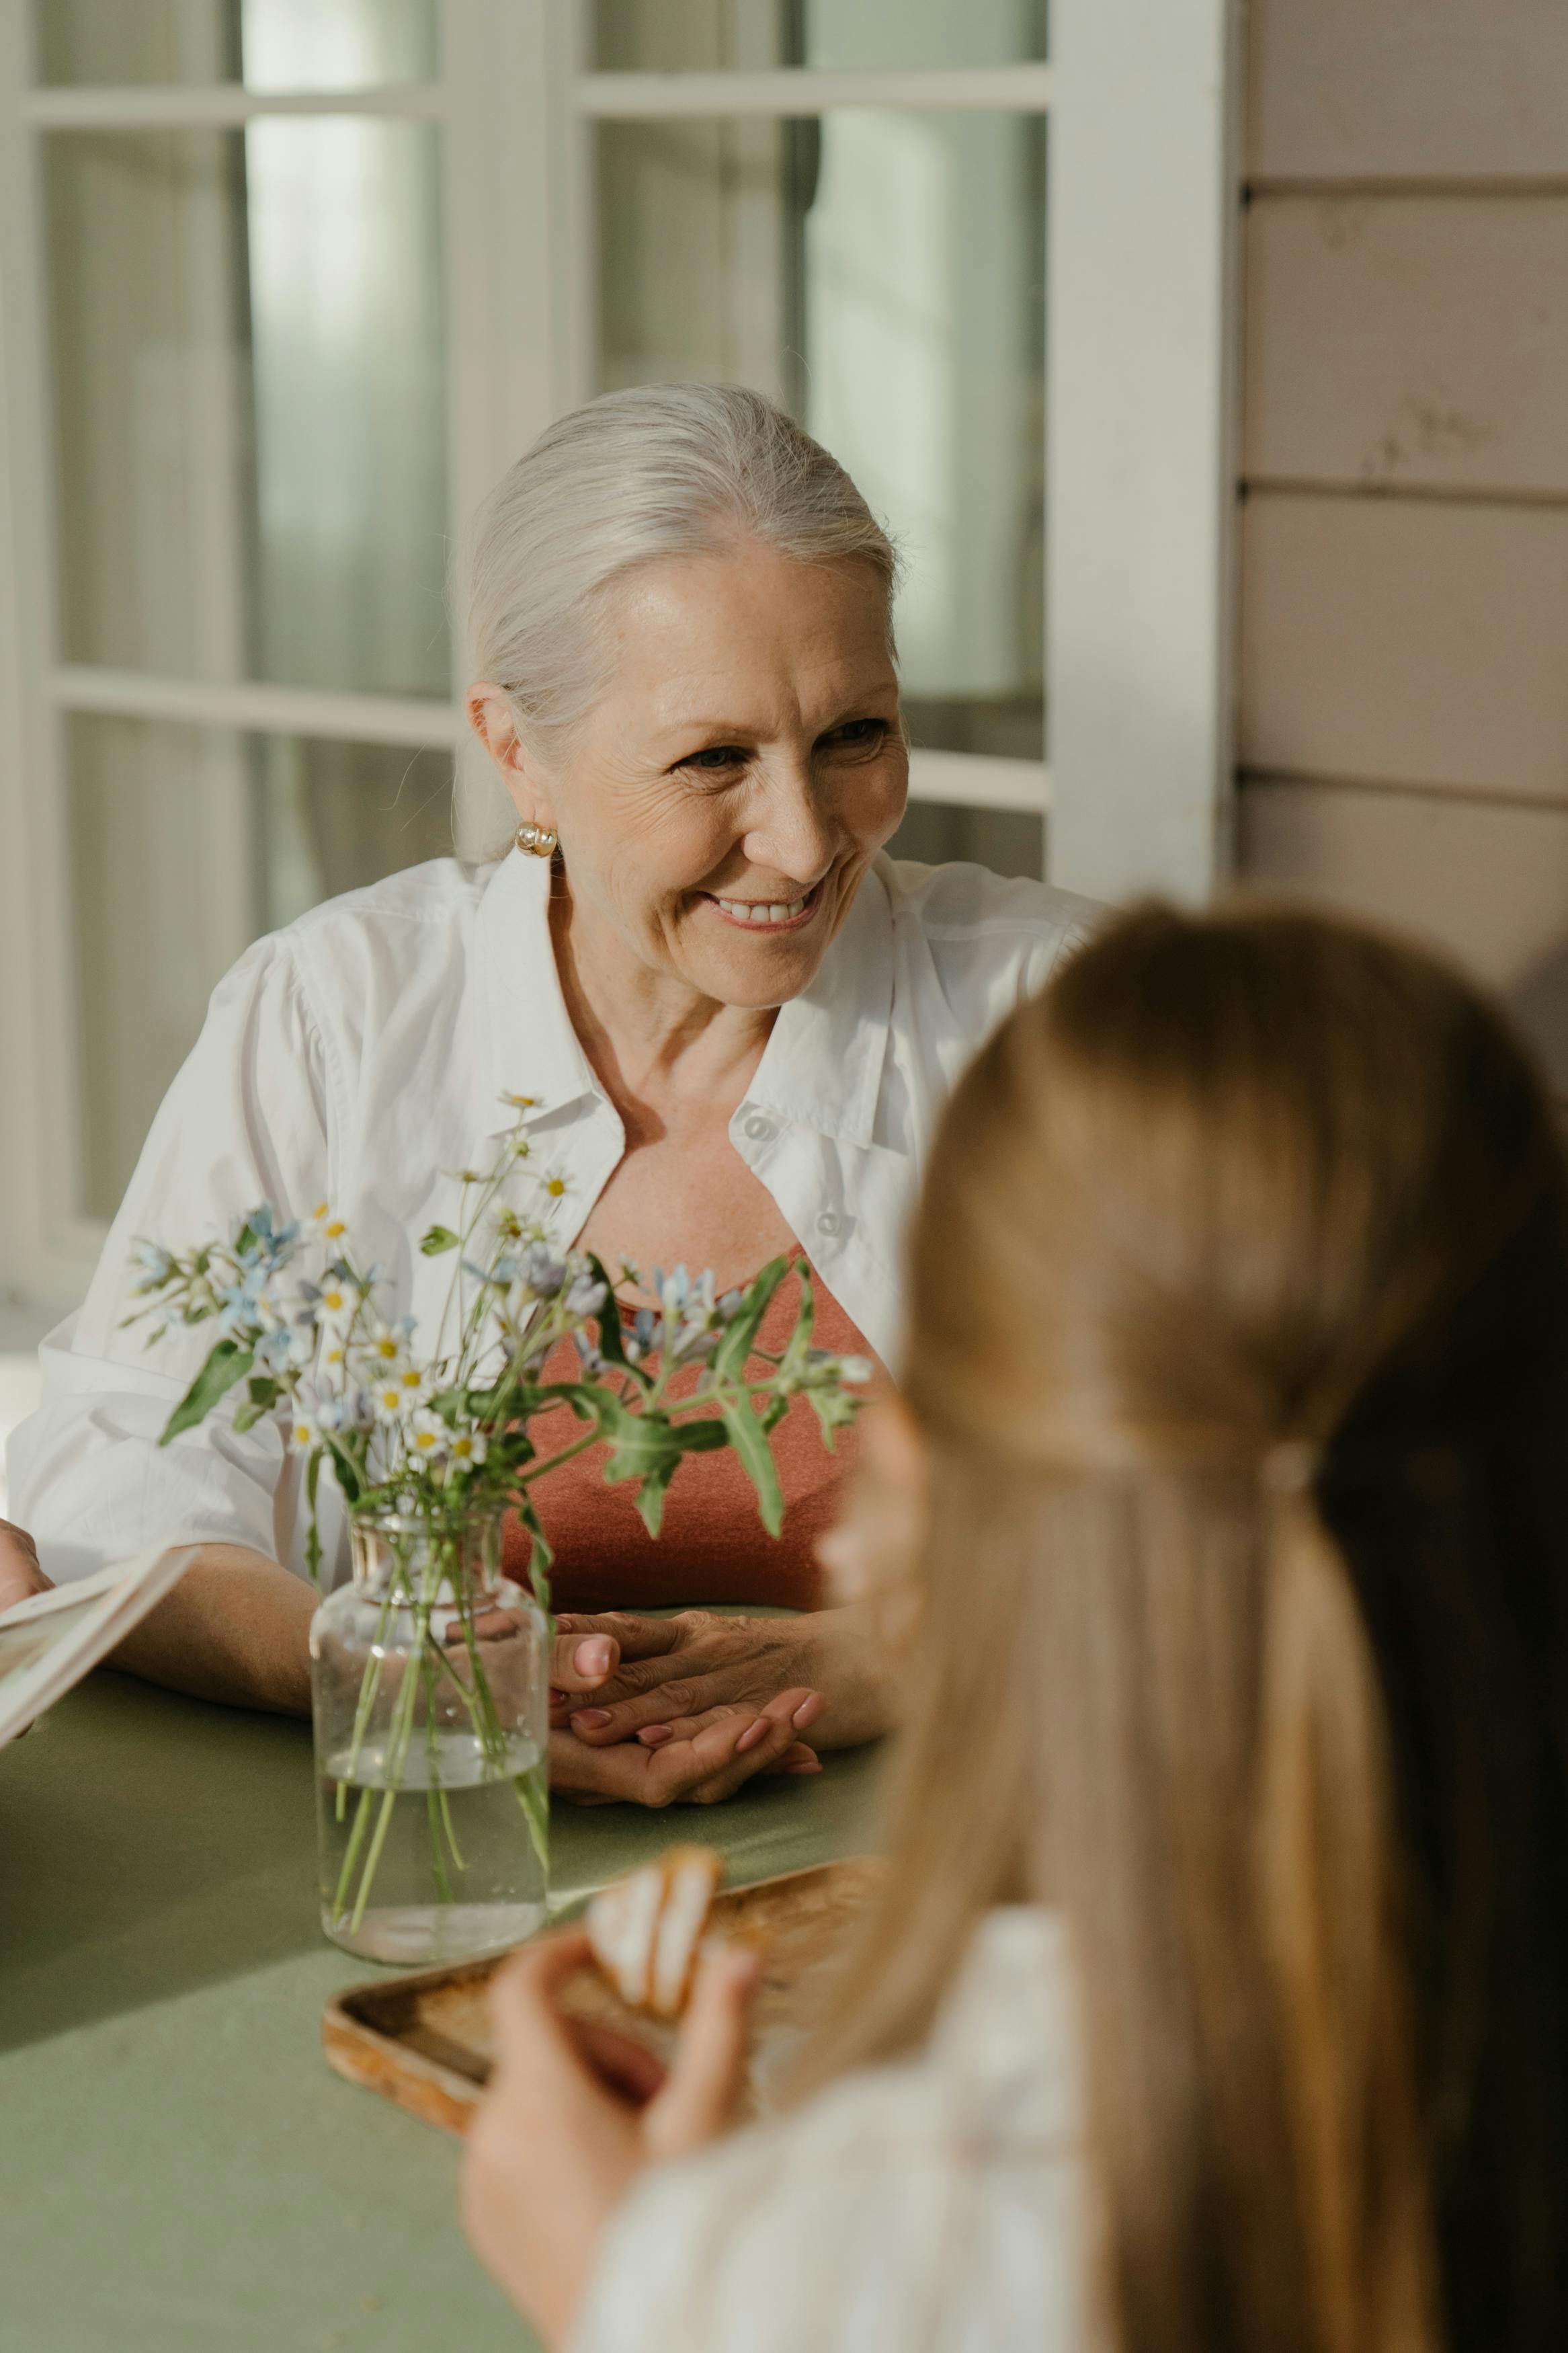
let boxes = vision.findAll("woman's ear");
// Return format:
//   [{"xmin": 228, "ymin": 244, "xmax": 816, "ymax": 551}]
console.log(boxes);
[{"xmin": 466, "ymin": 685, "xmax": 558, "ymax": 832}]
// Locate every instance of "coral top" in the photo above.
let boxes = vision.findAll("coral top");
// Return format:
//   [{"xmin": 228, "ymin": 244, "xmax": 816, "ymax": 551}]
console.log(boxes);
[{"xmin": 501, "ymin": 1269, "xmax": 880, "ymax": 1614}]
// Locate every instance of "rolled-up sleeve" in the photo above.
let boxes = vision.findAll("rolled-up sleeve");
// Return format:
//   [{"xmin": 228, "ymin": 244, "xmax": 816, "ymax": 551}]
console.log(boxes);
[{"xmin": 7, "ymin": 936, "xmax": 336, "ymax": 1585}]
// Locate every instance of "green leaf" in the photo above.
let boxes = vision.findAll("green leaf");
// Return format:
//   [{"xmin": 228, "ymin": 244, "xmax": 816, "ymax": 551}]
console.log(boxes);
[
  {"xmin": 720, "ymin": 1397, "xmax": 785, "ymax": 1538},
  {"xmin": 634, "ymin": 1462, "xmax": 675, "ymax": 1539},
  {"xmin": 808, "ymin": 1386, "xmax": 860, "ymax": 1451},
  {"xmin": 419, "ymin": 1224, "xmax": 460, "ymax": 1256},
  {"xmin": 159, "ymin": 1341, "xmax": 254, "ymax": 1444},
  {"xmin": 673, "ymin": 1417, "xmax": 729, "ymax": 1453},
  {"xmin": 790, "ymin": 1263, "xmax": 815, "ymax": 1352},
  {"xmin": 511, "ymin": 1493, "xmax": 554, "ymax": 1613},
  {"xmin": 712, "ymin": 1255, "xmax": 792, "ymax": 1383},
  {"xmin": 233, "ymin": 1373, "xmax": 282, "ymax": 1433},
  {"xmin": 325, "ymin": 1437, "xmax": 363, "ymax": 1505},
  {"xmin": 304, "ymin": 1449, "xmax": 323, "ymax": 1589},
  {"xmin": 585, "ymin": 1254, "xmax": 646, "ymax": 1384},
  {"xmin": 596, "ymin": 1398, "xmax": 684, "ymax": 1487}
]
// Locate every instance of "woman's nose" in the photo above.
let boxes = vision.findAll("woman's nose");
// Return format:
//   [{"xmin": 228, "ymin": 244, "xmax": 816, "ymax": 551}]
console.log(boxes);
[{"xmin": 744, "ymin": 762, "xmax": 839, "ymax": 882}]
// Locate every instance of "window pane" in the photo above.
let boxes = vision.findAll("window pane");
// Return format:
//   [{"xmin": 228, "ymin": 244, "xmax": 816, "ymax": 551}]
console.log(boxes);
[
  {"xmin": 594, "ymin": 0, "xmax": 1046, "ymax": 72},
  {"xmin": 598, "ymin": 110, "xmax": 1045, "ymax": 760},
  {"xmin": 67, "ymin": 715, "xmax": 454, "ymax": 1218},
  {"xmin": 888, "ymin": 801, "xmax": 1044, "ymax": 881},
  {"xmin": 36, "ymin": 0, "xmax": 437, "ymax": 87},
  {"xmin": 45, "ymin": 122, "xmax": 448, "ymax": 696}
]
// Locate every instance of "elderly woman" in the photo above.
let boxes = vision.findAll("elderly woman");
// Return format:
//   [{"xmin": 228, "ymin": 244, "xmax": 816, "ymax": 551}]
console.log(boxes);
[{"xmin": 9, "ymin": 385, "xmax": 1093, "ymax": 1805}]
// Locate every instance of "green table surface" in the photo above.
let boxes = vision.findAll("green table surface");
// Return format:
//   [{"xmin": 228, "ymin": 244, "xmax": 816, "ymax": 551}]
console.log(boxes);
[{"xmin": 0, "ymin": 1674, "xmax": 884, "ymax": 2353}]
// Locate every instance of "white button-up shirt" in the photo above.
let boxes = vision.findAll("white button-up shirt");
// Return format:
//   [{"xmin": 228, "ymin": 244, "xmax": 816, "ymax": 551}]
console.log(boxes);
[
  {"xmin": 571, "ymin": 1907, "xmax": 1087, "ymax": 2353},
  {"xmin": 9, "ymin": 851, "xmax": 1095, "ymax": 1586}
]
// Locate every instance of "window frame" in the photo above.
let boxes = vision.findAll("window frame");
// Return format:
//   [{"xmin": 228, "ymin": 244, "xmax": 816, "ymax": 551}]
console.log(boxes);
[{"xmin": 0, "ymin": 0, "xmax": 1239, "ymax": 1311}]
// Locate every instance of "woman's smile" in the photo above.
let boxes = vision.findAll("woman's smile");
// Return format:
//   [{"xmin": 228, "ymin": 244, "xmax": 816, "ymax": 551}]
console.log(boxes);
[{"xmin": 701, "ymin": 881, "xmax": 823, "ymax": 933}]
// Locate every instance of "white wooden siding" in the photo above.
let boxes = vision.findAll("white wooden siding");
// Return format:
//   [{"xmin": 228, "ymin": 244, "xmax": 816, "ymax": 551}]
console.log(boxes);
[
  {"xmin": 1249, "ymin": 0, "xmax": 1568, "ymax": 182},
  {"xmin": 1237, "ymin": 0, "xmax": 1568, "ymax": 1083},
  {"xmin": 1239, "ymin": 497, "xmax": 1568, "ymax": 803},
  {"xmin": 1244, "ymin": 195, "xmax": 1568, "ymax": 495},
  {"xmin": 1240, "ymin": 781, "xmax": 1568, "ymax": 988}
]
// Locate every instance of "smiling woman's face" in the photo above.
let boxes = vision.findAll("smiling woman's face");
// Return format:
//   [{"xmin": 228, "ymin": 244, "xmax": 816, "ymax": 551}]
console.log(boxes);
[{"xmin": 475, "ymin": 540, "xmax": 909, "ymax": 1012}]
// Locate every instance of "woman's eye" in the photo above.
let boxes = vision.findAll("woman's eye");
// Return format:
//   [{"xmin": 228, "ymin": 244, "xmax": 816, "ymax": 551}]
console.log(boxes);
[
  {"xmin": 677, "ymin": 745, "xmax": 749, "ymax": 774},
  {"xmin": 821, "ymin": 719, "xmax": 889, "ymax": 753}
]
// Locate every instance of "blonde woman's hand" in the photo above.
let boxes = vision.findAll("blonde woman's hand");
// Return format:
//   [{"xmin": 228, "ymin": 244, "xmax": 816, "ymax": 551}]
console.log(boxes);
[
  {"xmin": 462, "ymin": 1927, "xmax": 760, "ymax": 2348},
  {"xmin": 0, "ymin": 1520, "xmax": 51, "ymax": 1615}
]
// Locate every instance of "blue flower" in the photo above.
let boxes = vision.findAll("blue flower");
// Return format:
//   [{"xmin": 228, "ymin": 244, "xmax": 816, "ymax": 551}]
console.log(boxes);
[
  {"xmin": 632, "ymin": 1308, "xmax": 662, "ymax": 1356},
  {"xmin": 255, "ymin": 1321, "xmax": 310, "ymax": 1373},
  {"xmin": 130, "ymin": 1239, "xmax": 175, "ymax": 1291},
  {"xmin": 522, "ymin": 1243, "xmax": 567, "ymax": 1295},
  {"xmin": 565, "ymin": 1273, "xmax": 608, "ymax": 1320}
]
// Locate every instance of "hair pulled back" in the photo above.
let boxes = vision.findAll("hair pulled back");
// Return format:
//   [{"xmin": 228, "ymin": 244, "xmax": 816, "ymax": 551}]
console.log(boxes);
[
  {"xmin": 813, "ymin": 902, "xmax": 1568, "ymax": 2353},
  {"xmin": 466, "ymin": 382, "xmax": 899, "ymax": 752}
]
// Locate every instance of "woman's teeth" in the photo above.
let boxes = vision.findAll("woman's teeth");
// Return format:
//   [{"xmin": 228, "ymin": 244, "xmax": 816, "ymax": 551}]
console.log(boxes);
[{"xmin": 715, "ymin": 894, "xmax": 809, "ymax": 925}]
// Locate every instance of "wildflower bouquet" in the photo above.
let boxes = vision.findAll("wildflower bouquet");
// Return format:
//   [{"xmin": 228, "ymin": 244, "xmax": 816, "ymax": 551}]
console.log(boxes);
[{"xmin": 126, "ymin": 1100, "xmax": 868, "ymax": 1957}]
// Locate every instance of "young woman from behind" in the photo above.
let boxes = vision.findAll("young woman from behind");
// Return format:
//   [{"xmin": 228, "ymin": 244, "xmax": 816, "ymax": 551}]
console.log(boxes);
[{"xmin": 464, "ymin": 900, "xmax": 1568, "ymax": 2353}]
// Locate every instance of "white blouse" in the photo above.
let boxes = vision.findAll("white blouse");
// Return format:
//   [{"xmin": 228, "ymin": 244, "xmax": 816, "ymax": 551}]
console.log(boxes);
[
  {"xmin": 9, "ymin": 850, "xmax": 1094, "ymax": 1586},
  {"xmin": 571, "ymin": 1907, "xmax": 1088, "ymax": 2353}
]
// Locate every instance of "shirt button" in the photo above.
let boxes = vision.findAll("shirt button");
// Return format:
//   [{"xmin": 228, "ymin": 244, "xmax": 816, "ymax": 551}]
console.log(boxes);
[
  {"xmin": 743, "ymin": 1113, "xmax": 777, "ymax": 1144},
  {"xmin": 815, "ymin": 1209, "xmax": 842, "ymax": 1240}
]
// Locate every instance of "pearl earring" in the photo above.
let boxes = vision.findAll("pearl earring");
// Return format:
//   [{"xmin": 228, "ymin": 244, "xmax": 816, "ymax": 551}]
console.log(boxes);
[{"xmin": 515, "ymin": 821, "xmax": 559, "ymax": 859}]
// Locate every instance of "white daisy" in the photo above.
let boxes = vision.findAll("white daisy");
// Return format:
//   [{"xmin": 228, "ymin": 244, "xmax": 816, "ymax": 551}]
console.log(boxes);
[
  {"xmin": 315, "ymin": 1277, "xmax": 355, "ymax": 1328},
  {"xmin": 405, "ymin": 1410, "xmax": 449, "ymax": 1462},
  {"xmin": 371, "ymin": 1380, "xmax": 409, "ymax": 1423}
]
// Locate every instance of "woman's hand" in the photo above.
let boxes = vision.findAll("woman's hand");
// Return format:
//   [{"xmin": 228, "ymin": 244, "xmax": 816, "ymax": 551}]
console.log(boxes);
[
  {"xmin": 0, "ymin": 1519, "xmax": 51, "ymax": 1614},
  {"xmin": 550, "ymin": 1683, "xmax": 823, "ymax": 1806},
  {"xmin": 463, "ymin": 1927, "xmax": 760, "ymax": 2348},
  {"xmin": 552, "ymin": 1604, "xmax": 896, "ymax": 1754}
]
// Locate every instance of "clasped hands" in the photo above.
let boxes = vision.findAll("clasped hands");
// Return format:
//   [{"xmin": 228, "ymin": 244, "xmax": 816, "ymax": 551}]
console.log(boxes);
[{"xmin": 546, "ymin": 1605, "xmax": 888, "ymax": 1807}]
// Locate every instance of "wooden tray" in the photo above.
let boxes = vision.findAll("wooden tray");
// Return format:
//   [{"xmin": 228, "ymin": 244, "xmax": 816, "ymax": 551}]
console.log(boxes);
[{"xmin": 323, "ymin": 1856, "xmax": 884, "ymax": 2136}]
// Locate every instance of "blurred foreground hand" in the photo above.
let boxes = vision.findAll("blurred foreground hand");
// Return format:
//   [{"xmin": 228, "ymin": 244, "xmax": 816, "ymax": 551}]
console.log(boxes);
[{"xmin": 463, "ymin": 1927, "xmax": 759, "ymax": 2348}]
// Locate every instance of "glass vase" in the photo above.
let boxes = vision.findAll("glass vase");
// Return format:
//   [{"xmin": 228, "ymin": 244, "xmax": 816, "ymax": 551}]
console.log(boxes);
[{"xmin": 310, "ymin": 1503, "xmax": 549, "ymax": 1965}]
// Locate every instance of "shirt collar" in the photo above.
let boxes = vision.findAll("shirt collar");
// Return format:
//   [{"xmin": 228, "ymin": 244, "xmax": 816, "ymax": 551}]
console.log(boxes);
[
  {"xmin": 747, "ymin": 861, "xmax": 894, "ymax": 1150},
  {"xmin": 474, "ymin": 850, "xmax": 603, "ymax": 1135},
  {"xmin": 474, "ymin": 848, "xmax": 895, "ymax": 1152}
]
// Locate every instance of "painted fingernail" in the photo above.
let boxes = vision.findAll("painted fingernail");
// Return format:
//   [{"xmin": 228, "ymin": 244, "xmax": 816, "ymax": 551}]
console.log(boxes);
[
  {"xmin": 638, "ymin": 1724, "xmax": 674, "ymax": 1747},
  {"xmin": 792, "ymin": 1695, "xmax": 821, "ymax": 1728},
  {"xmin": 575, "ymin": 1638, "xmax": 614, "ymax": 1679},
  {"xmin": 784, "ymin": 1756, "xmax": 823, "ymax": 1774},
  {"xmin": 572, "ymin": 1708, "xmax": 612, "ymax": 1729},
  {"xmin": 549, "ymin": 1688, "xmax": 567, "ymax": 1706},
  {"xmin": 734, "ymin": 1717, "xmax": 770, "ymax": 1754}
]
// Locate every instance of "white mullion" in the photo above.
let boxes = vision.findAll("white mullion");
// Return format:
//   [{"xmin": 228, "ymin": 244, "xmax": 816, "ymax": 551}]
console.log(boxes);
[
  {"xmin": 579, "ymin": 65, "xmax": 1053, "ymax": 118},
  {"xmin": 907, "ymin": 753, "xmax": 1051, "ymax": 817},
  {"xmin": 50, "ymin": 666, "xmax": 464, "ymax": 750},
  {"xmin": 0, "ymin": 2, "xmax": 88, "ymax": 1307},
  {"xmin": 1046, "ymin": 0, "xmax": 1242, "ymax": 902},
  {"xmin": 442, "ymin": 0, "xmax": 588, "ymax": 859},
  {"xmin": 24, "ymin": 84, "xmax": 446, "ymax": 130}
]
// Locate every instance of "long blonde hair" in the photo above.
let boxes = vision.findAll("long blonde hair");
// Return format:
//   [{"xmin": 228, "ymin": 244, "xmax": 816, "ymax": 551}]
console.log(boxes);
[{"xmin": 808, "ymin": 902, "xmax": 1568, "ymax": 2353}]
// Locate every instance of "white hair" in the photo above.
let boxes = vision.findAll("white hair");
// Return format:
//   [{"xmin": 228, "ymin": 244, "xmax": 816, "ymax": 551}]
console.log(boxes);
[{"xmin": 466, "ymin": 382, "xmax": 901, "ymax": 754}]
